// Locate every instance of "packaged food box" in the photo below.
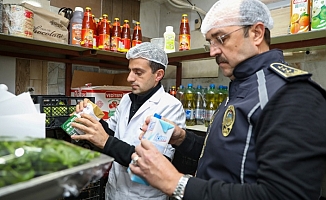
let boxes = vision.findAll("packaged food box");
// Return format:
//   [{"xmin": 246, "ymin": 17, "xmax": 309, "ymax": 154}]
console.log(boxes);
[
  {"xmin": 311, "ymin": 0, "xmax": 326, "ymax": 30},
  {"xmin": 290, "ymin": 0, "xmax": 311, "ymax": 34},
  {"xmin": 70, "ymin": 70, "xmax": 131, "ymax": 120}
]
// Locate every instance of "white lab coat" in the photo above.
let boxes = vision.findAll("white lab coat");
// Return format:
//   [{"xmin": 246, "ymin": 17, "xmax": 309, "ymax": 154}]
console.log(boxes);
[{"xmin": 105, "ymin": 85, "xmax": 186, "ymax": 200}]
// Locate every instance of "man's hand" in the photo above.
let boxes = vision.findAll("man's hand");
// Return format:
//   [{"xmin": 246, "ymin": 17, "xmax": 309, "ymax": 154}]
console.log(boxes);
[
  {"xmin": 129, "ymin": 139, "xmax": 183, "ymax": 196},
  {"xmin": 140, "ymin": 116, "xmax": 186, "ymax": 146},
  {"xmin": 71, "ymin": 113, "xmax": 109, "ymax": 149}
]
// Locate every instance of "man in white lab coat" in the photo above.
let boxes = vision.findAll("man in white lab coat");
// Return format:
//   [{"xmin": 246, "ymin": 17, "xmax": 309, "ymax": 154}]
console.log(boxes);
[{"xmin": 71, "ymin": 42, "xmax": 186, "ymax": 200}]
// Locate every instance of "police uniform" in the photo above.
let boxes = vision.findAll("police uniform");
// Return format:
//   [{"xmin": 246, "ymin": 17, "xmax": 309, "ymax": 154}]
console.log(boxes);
[{"xmin": 176, "ymin": 49, "xmax": 326, "ymax": 199}]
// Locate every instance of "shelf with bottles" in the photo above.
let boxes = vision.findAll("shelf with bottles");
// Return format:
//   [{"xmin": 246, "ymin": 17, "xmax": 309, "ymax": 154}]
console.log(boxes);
[
  {"xmin": 0, "ymin": 33, "xmax": 129, "ymax": 69},
  {"xmin": 167, "ymin": 29, "xmax": 326, "ymax": 63}
]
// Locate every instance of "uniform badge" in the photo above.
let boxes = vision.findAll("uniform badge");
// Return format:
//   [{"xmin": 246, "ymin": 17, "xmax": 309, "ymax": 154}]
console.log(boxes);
[
  {"xmin": 269, "ymin": 63, "xmax": 311, "ymax": 81},
  {"xmin": 222, "ymin": 105, "xmax": 235, "ymax": 137}
]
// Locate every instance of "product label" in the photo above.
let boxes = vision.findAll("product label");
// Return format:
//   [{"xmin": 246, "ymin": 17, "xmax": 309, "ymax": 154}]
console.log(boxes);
[
  {"xmin": 81, "ymin": 28, "xmax": 94, "ymax": 47},
  {"xmin": 98, "ymin": 33, "xmax": 110, "ymax": 50},
  {"xmin": 164, "ymin": 34, "xmax": 175, "ymax": 51},
  {"xmin": 118, "ymin": 38, "xmax": 131, "ymax": 52},
  {"xmin": 206, "ymin": 109, "xmax": 215, "ymax": 121},
  {"xmin": 311, "ymin": 0, "xmax": 326, "ymax": 30},
  {"xmin": 71, "ymin": 23, "xmax": 82, "ymax": 45},
  {"xmin": 110, "ymin": 36, "xmax": 120, "ymax": 51},
  {"xmin": 132, "ymin": 40, "xmax": 142, "ymax": 47},
  {"xmin": 195, "ymin": 108, "xmax": 203, "ymax": 119},
  {"xmin": 179, "ymin": 34, "xmax": 190, "ymax": 50},
  {"xmin": 185, "ymin": 109, "xmax": 195, "ymax": 120},
  {"xmin": 290, "ymin": 0, "xmax": 310, "ymax": 33}
]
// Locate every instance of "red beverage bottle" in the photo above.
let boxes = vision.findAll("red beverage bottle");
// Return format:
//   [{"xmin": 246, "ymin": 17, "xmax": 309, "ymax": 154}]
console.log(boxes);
[
  {"xmin": 80, "ymin": 7, "xmax": 94, "ymax": 48},
  {"xmin": 110, "ymin": 18, "xmax": 121, "ymax": 52},
  {"xmin": 132, "ymin": 21, "xmax": 142, "ymax": 47},
  {"xmin": 179, "ymin": 14, "xmax": 191, "ymax": 51},
  {"xmin": 98, "ymin": 14, "xmax": 110, "ymax": 50},
  {"xmin": 119, "ymin": 19, "xmax": 131, "ymax": 53}
]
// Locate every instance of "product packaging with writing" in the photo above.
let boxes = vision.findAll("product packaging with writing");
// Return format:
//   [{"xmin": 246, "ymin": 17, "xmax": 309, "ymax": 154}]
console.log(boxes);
[
  {"xmin": 61, "ymin": 100, "xmax": 104, "ymax": 139},
  {"xmin": 128, "ymin": 113, "xmax": 175, "ymax": 185}
]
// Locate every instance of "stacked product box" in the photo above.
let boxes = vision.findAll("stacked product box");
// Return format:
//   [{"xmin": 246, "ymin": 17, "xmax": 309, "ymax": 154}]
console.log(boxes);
[{"xmin": 70, "ymin": 70, "xmax": 131, "ymax": 121}]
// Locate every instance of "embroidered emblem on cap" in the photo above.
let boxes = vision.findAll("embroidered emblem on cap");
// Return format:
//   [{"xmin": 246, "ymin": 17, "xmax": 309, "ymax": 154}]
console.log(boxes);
[{"xmin": 222, "ymin": 105, "xmax": 235, "ymax": 137}]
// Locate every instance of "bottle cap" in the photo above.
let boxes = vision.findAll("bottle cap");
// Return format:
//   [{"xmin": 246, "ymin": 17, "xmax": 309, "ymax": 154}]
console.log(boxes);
[
  {"xmin": 154, "ymin": 113, "xmax": 162, "ymax": 119},
  {"xmin": 166, "ymin": 26, "xmax": 173, "ymax": 32},
  {"xmin": 74, "ymin": 7, "xmax": 83, "ymax": 12}
]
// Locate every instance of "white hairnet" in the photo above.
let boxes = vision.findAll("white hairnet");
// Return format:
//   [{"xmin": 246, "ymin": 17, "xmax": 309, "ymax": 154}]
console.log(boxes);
[
  {"xmin": 201, "ymin": 0, "xmax": 273, "ymax": 34},
  {"xmin": 126, "ymin": 42, "xmax": 168, "ymax": 70}
]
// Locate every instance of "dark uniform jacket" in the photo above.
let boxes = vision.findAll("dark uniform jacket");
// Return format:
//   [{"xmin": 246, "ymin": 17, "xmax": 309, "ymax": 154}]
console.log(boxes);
[{"xmin": 177, "ymin": 49, "xmax": 326, "ymax": 199}]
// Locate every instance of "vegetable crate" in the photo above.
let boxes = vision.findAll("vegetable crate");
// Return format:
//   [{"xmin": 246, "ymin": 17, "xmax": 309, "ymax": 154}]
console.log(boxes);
[
  {"xmin": 31, "ymin": 95, "xmax": 95, "ymax": 129},
  {"xmin": 63, "ymin": 176, "xmax": 108, "ymax": 200}
]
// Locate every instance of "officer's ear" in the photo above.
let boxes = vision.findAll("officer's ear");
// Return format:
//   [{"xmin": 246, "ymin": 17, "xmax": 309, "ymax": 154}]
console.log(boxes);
[{"xmin": 251, "ymin": 22, "xmax": 265, "ymax": 46}]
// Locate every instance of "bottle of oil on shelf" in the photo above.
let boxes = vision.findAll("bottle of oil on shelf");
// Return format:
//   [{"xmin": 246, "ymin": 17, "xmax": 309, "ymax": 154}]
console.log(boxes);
[
  {"xmin": 110, "ymin": 18, "xmax": 121, "ymax": 52},
  {"xmin": 184, "ymin": 83, "xmax": 195, "ymax": 126},
  {"xmin": 132, "ymin": 22, "xmax": 142, "ymax": 47},
  {"xmin": 195, "ymin": 85, "xmax": 204, "ymax": 125},
  {"xmin": 119, "ymin": 19, "xmax": 131, "ymax": 53},
  {"xmin": 176, "ymin": 85, "xmax": 185, "ymax": 105},
  {"xmin": 98, "ymin": 14, "xmax": 110, "ymax": 50},
  {"xmin": 205, "ymin": 84, "xmax": 218, "ymax": 127},
  {"xmin": 179, "ymin": 14, "xmax": 190, "ymax": 51},
  {"xmin": 80, "ymin": 7, "xmax": 94, "ymax": 48}
]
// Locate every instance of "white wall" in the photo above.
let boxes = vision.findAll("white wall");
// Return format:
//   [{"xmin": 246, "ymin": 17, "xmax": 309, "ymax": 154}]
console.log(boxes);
[{"xmin": 0, "ymin": 56, "xmax": 16, "ymax": 93}]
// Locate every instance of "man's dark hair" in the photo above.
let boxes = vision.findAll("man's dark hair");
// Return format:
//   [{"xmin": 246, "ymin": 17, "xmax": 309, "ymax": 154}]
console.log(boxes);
[
  {"xmin": 243, "ymin": 25, "xmax": 271, "ymax": 47},
  {"xmin": 149, "ymin": 61, "xmax": 165, "ymax": 73}
]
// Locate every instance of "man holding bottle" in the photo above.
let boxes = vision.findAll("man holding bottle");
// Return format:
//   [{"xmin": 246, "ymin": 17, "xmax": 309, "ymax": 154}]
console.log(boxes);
[
  {"xmin": 71, "ymin": 42, "xmax": 186, "ymax": 200},
  {"xmin": 129, "ymin": 0, "xmax": 326, "ymax": 199}
]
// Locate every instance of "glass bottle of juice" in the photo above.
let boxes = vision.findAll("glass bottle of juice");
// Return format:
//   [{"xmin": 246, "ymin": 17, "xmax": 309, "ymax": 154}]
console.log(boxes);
[
  {"xmin": 98, "ymin": 14, "xmax": 110, "ymax": 51},
  {"xmin": 80, "ymin": 7, "xmax": 94, "ymax": 48},
  {"xmin": 119, "ymin": 19, "xmax": 131, "ymax": 53},
  {"xmin": 110, "ymin": 18, "xmax": 121, "ymax": 52},
  {"xmin": 179, "ymin": 14, "xmax": 191, "ymax": 51},
  {"xmin": 132, "ymin": 22, "xmax": 142, "ymax": 47}
]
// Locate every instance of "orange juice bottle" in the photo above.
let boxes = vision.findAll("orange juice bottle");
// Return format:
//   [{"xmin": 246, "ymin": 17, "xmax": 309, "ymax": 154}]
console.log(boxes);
[
  {"xmin": 179, "ymin": 14, "xmax": 190, "ymax": 51},
  {"xmin": 290, "ymin": 0, "xmax": 310, "ymax": 34},
  {"xmin": 81, "ymin": 7, "xmax": 94, "ymax": 48},
  {"xmin": 110, "ymin": 18, "xmax": 121, "ymax": 52}
]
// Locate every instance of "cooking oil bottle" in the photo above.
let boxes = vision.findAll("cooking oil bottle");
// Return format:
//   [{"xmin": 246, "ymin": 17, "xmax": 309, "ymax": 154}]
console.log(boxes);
[{"xmin": 184, "ymin": 83, "xmax": 195, "ymax": 126}]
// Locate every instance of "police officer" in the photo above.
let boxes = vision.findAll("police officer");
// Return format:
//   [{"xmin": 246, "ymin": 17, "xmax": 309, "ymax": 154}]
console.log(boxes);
[{"xmin": 129, "ymin": 0, "xmax": 326, "ymax": 199}]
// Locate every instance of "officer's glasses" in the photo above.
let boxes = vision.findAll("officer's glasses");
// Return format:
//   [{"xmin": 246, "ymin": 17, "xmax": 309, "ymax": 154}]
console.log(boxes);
[{"xmin": 204, "ymin": 26, "xmax": 246, "ymax": 51}]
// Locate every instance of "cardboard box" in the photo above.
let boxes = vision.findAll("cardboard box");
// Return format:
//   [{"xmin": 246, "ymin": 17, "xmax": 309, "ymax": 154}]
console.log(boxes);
[{"xmin": 70, "ymin": 70, "xmax": 131, "ymax": 120}]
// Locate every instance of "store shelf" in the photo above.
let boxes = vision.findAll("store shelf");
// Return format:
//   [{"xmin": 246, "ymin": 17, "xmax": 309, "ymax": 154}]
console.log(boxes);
[
  {"xmin": 0, "ymin": 33, "xmax": 129, "ymax": 70},
  {"xmin": 167, "ymin": 29, "xmax": 326, "ymax": 62},
  {"xmin": 0, "ymin": 30, "xmax": 324, "ymax": 90}
]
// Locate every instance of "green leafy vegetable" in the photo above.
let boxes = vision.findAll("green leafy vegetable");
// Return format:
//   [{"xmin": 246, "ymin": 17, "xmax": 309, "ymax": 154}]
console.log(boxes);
[{"xmin": 0, "ymin": 138, "xmax": 100, "ymax": 187}]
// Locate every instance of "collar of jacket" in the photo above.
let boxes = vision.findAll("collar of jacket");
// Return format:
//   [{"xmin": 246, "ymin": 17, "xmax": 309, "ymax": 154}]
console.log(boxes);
[{"xmin": 233, "ymin": 49, "xmax": 284, "ymax": 80}]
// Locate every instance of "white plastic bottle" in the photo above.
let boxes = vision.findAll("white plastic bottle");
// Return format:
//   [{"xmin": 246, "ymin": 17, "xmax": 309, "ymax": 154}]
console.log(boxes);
[
  {"xmin": 163, "ymin": 26, "xmax": 175, "ymax": 53},
  {"xmin": 69, "ymin": 7, "xmax": 84, "ymax": 45}
]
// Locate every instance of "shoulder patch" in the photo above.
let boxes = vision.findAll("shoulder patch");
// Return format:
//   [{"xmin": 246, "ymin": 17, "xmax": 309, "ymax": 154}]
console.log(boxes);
[{"xmin": 269, "ymin": 63, "xmax": 312, "ymax": 82}]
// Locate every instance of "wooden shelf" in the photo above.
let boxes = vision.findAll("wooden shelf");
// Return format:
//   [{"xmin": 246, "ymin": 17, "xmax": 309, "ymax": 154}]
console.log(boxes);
[
  {"xmin": 0, "ymin": 33, "xmax": 129, "ymax": 70},
  {"xmin": 0, "ymin": 30, "xmax": 324, "ymax": 92},
  {"xmin": 167, "ymin": 29, "xmax": 326, "ymax": 62}
]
